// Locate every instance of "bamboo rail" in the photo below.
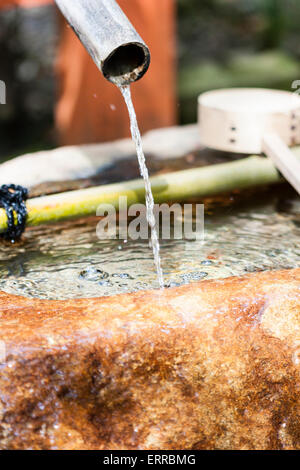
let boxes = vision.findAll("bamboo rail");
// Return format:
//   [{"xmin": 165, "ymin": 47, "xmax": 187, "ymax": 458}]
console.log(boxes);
[{"xmin": 1, "ymin": 152, "xmax": 299, "ymax": 232}]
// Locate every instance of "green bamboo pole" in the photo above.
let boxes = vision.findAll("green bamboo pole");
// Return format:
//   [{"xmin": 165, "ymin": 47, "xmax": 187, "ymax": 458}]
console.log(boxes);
[{"xmin": 0, "ymin": 152, "xmax": 299, "ymax": 232}]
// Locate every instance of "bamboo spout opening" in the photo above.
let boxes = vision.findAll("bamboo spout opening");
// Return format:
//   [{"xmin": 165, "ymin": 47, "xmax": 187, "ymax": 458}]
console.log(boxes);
[{"xmin": 102, "ymin": 42, "xmax": 150, "ymax": 86}]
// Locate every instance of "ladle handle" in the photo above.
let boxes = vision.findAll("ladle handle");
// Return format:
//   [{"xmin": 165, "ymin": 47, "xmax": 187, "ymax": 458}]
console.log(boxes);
[{"xmin": 262, "ymin": 132, "xmax": 300, "ymax": 195}]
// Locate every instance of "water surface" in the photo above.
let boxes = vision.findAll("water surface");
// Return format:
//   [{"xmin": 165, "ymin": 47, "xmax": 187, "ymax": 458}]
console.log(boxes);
[{"xmin": 0, "ymin": 187, "xmax": 299, "ymax": 299}]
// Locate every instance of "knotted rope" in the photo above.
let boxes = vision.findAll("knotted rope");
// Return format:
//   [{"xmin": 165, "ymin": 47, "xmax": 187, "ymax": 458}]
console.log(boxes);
[{"xmin": 0, "ymin": 184, "xmax": 28, "ymax": 243}]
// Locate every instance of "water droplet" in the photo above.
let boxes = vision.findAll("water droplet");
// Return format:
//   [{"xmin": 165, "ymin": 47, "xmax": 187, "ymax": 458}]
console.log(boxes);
[
  {"xmin": 98, "ymin": 280, "xmax": 112, "ymax": 287},
  {"xmin": 201, "ymin": 260, "xmax": 214, "ymax": 266},
  {"xmin": 112, "ymin": 273, "xmax": 133, "ymax": 280},
  {"xmin": 79, "ymin": 268, "xmax": 109, "ymax": 282}
]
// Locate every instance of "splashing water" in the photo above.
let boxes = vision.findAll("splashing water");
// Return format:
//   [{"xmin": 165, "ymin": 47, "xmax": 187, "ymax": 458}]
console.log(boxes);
[{"xmin": 120, "ymin": 85, "xmax": 164, "ymax": 288}]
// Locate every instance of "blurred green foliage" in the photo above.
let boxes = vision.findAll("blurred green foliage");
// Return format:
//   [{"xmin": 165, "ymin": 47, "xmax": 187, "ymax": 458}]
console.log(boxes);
[{"xmin": 178, "ymin": 0, "xmax": 300, "ymax": 122}]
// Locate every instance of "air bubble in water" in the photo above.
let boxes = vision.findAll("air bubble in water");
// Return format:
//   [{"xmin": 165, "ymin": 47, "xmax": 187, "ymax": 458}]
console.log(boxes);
[{"xmin": 79, "ymin": 268, "xmax": 109, "ymax": 282}]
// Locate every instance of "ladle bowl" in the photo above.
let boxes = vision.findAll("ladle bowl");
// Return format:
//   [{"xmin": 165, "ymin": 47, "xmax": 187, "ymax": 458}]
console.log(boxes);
[{"xmin": 199, "ymin": 88, "xmax": 300, "ymax": 194}]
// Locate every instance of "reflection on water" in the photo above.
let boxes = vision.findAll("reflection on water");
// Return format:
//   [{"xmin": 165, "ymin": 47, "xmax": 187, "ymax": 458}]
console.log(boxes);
[{"xmin": 0, "ymin": 187, "xmax": 299, "ymax": 299}]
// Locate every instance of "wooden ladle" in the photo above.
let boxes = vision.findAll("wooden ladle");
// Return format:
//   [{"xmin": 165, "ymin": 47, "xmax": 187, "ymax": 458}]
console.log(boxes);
[{"xmin": 198, "ymin": 88, "xmax": 300, "ymax": 195}]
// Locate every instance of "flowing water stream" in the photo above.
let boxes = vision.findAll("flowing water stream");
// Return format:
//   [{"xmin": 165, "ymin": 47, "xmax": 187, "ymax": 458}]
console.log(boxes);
[{"xmin": 120, "ymin": 85, "xmax": 164, "ymax": 288}]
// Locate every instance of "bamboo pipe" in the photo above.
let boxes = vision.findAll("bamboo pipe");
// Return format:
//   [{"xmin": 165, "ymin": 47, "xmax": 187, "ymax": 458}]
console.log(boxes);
[
  {"xmin": 0, "ymin": 153, "xmax": 296, "ymax": 233},
  {"xmin": 55, "ymin": 0, "xmax": 150, "ymax": 85}
]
